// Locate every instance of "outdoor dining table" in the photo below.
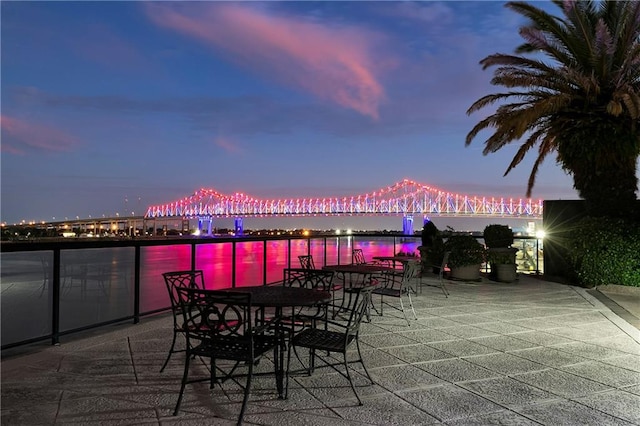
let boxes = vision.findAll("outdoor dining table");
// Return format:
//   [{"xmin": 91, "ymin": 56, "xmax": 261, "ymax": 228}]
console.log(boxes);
[
  {"xmin": 322, "ymin": 264, "xmax": 397, "ymax": 315},
  {"xmin": 234, "ymin": 285, "xmax": 332, "ymax": 398},
  {"xmin": 322, "ymin": 264, "xmax": 397, "ymax": 288},
  {"xmin": 373, "ymin": 255, "xmax": 421, "ymax": 269}
]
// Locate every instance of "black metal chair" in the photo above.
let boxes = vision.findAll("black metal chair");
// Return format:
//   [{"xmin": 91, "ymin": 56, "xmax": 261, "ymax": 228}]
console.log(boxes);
[
  {"xmin": 352, "ymin": 248, "xmax": 382, "ymax": 266},
  {"xmin": 173, "ymin": 287, "xmax": 281, "ymax": 425},
  {"xmin": 279, "ymin": 268, "xmax": 336, "ymax": 331},
  {"xmin": 160, "ymin": 270, "xmax": 205, "ymax": 372},
  {"xmin": 286, "ymin": 284, "xmax": 376, "ymax": 405},
  {"xmin": 352, "ymin": 248, "xmax": 367, "ymax": 265},
  {"xmin": 418, "ymin": 251, "xmax": 450, "ymax": 297},
  {"xmin": 298, "ymin": 254, "xmax": 316, "ymax": 269},
  {"xmin": 372, "ymin": 260, "xmax": 420, "ymax": 325}
]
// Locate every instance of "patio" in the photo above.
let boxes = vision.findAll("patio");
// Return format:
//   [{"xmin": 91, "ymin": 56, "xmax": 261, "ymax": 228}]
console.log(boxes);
[{"xmin": 2, "ymin": 274, "xmax": 639, "ymax": 425}]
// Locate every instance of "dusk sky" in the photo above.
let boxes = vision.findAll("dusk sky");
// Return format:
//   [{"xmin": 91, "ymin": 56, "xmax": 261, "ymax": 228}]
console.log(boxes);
[{"xmin": 1, "ymin": 1, "xmax": 582, "ymax": 230}]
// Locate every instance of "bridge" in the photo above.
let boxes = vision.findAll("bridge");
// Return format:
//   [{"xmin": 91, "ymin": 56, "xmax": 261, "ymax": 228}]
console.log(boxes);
[{"xmin": 144, "ymin": 179, "xmax": 543, "ymax": 235}]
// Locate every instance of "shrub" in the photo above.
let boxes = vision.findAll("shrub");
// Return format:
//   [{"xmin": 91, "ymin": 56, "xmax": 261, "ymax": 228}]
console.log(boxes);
[
  {"xmin": 445, "ymin": 235, "xmax": 486, "ymax": 268},
  {"xmin": 566, "ymin": 217, "xmax": 640, "ymax": 287},
  {"xmin": 421, "ymin": 221, "xmax": 440, "ymax": 248},
  {"xmin": 483, "ymin": 224, "xmax": 514, "ymax": 248}
]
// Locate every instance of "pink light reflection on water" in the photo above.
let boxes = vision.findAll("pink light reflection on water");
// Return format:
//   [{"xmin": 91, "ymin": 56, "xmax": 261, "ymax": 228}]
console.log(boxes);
[{"xmin": 139, "ymin": 237, "xmax": 420, "ymax": 311}]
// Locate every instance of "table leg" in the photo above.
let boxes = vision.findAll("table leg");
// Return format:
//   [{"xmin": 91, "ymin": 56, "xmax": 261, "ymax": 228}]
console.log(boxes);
[{"xmin": 275, "ymin": 307, "xmax": 285, "ymax": 399}]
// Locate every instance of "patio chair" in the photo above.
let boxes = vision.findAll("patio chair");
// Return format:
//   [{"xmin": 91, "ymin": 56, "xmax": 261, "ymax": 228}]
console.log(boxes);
[
  {"xmin": 286, "ymin": 284, "xmax": 376, "ymax": 404},
  {"xmin": 160, "ymin": 270, "xmax": 205, "ymax": 373},
  {"xmin": 352, "ymin": 248, "xmax": 385, "ymax": 266},
  {"xmin": 418, "ymin": 251, "xmax": 450, "ymax": 297},
  {"xmin": 298, "ymin": 254, "xmax": 316, "ymax": 269},
  {"xmin": 371, "ymin": 260, "xmax": 420, "ymax": 325},
  {"xmin": 173, "ymin": 287, "xmax": 281, "ymax": 425},
  {"xmin": 352, "ymin": 248, "xmax": 368, "ymax": 265},
  {"xmin": 285, "ymin": 267, "xmax": 341, "ymax": 318}
]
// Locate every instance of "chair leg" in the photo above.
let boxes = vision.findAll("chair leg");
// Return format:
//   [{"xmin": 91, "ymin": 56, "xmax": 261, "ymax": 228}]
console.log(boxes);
[
  {"xmin": 285, "ymin": 342, "xmax": 293, "ymax": 399},
  {"xmin": 160, "ymin": 330, "xmax": 178, "ymax": 372},
  {"xmin": 439, "ymin": 274, "xmax": 449, "ymax": 297},
  {"xmin": 398, "ymin": 296, "xmax": 409, "ymax": 325},
  {"xmin": 342, "ymin": 352, "xmax": 363, "ymax": 406},
  {"xmin": 173, "ymin": 350, "xmax": 192, "ymax": 416},
  {"xmin": 355, "ymin": 339, "xmax": 374, "ymax": 385},
  {"xmin": 406, "ymin": 291, "xmax": 417, "ymax": 320},
  {"xmin": 237, "ymin": 362, "xmax": 253, "ymax": 426}
]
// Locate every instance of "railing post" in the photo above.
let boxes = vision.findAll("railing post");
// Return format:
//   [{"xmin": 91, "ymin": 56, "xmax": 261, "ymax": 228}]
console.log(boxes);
[
  {"xmin": 287, "ymin": 238, "xmax": 292, "ymax": 268},
  {"xmin": 323, "ymin": 236, "xmax": 327, "ymax": 267},
  {"xmin": 51, "ymin": 248, "xmax": 61, "ymax": 345},
  {"xmin": 134, "ymin": 245, "xmax": 141, "ymax": 324},
  {"xmin": 232, "ymin": 241, "xmax": 237, "ymax": 288},
  {"xmin": 535, "ymin": 237, "xmax": 540, "ymax": 275},
  {"xmin": 191, "ymin": 242, "xmax": 197, "ymax": 271},
  {"xmin": 263, "ymin": 240, "xmax": 267, "ymax": 285}
]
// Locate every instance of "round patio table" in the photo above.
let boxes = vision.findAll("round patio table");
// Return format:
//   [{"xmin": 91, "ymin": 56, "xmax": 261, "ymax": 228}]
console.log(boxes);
[{"xmin": 234, "ymin": 285, "xmax": 331, "ymax": 398}]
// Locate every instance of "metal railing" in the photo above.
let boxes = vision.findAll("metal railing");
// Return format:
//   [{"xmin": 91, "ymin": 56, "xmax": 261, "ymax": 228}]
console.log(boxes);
[{"xmin": 0, "ymin": 234, "xmax": 541, "ymax": 350}]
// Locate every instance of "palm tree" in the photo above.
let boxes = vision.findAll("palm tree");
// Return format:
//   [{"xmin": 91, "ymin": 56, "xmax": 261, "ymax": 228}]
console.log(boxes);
[{"xmin": 466, "ymin": 0, "xmax": 640, "ymax": 219}]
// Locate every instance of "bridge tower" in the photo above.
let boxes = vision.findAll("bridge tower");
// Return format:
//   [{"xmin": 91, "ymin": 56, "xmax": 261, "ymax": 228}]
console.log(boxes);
[
  {"xmin": 198, "ymin": 216, "xmax": 213, "ymax": 236},
  {"xmin": 402, "ymin": 215, "xmax": 414, "ymax": 235},
  {"xmin": 234, "ymin": 218, "xmax": 244, "ymax": 236}
]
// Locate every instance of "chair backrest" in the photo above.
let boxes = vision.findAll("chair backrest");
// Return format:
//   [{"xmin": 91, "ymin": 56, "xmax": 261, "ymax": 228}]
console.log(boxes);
[
  {"xmin": 403, "ymin": 260, "xmax": 421, "ymax": 282},
  {"xmin": 344, "ymin": 285, "xmax": 375, "ymax": 336},
  {"xmin": 352, "ymin": 249, "xmax": 367, "ymax": 265},
  {"xmin": 163, "ymin": 270, "xmax": 205, "ymax": 318},
  {"xmin": 298, "ymin": 255, "xmax": 315, "ymax": 270},
  {"xmin": 283, "ymin": 268, "xmax": 334, "ymax": 291},
  {"xmin": 175, "ymin": 287, "xmax": 252, "ymax": 343}
]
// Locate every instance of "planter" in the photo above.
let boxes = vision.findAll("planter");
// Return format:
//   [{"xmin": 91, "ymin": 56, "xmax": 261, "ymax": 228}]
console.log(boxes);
[
  {"xmin": 487, "ymin": 247, "xmax": 518, "ymax": 281},
  {"xmin": 450, "ymin": 264, "xmax": 481, "ymax": 281},
  {"xmin": 495, "ymin": 263, "xmax": 517, "ymax": 283}
]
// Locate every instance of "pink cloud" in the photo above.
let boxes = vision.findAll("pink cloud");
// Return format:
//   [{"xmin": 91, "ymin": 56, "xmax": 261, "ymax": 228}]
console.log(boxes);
[
  {"xmin": 0, "ymin": 115, "xmax": 78, "ymax": 154},
  {"xmin": 144, "ymin": 3, "xmax": 386, "ymax": 119},
  {"xmin": 214, "ymin": 136, "xmax": 243, "ymax": 154}
]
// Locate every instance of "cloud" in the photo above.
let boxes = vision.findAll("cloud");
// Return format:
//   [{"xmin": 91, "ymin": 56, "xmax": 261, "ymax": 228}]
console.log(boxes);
[
  {"xmin": 0, "ymin": 115, "xmax": 78, "ymax": 154},
  {"xmin": 143, "ymin": 3, "xmax": 386, "ymax": 119}
]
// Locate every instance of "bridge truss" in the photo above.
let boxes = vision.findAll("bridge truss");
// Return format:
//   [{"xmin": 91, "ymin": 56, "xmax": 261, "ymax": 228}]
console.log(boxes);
[{"xmin": 145, "ymin": 179, "xmax": 543, "ymax": 220}]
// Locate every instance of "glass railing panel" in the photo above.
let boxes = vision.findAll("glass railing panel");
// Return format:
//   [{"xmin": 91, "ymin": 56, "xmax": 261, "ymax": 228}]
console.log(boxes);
[
  {"xmin": 289, "ymin": 238, "xmax": 310, "ymax": 268},
  {"xmin": 310, "ymin": 237, "xmax": 327, "ymax": 267},
  {"xmin": 196, "ymin": 242, "xmax": 233, "ymax": 289},
  {"xmin": 140, "ymin": 245, "xmax": 191, "ymax": 313},
  {"xmin": 513, "ymin": 237, "xmax": 543, "ymax": 274},
  {"xmin": 59, "ymin": 247, "xmax": 135, "ymax": 332},
  {"xmin": 0, "ymin": 251, "xmax": 53, "ymax": 347},
  {"xmin": 265, "ymin": 239, "xmax": 289, "ymax": 284},
  {"xmin": 323, "ymin": 237, "xmax": 340, "ymax": 265},
  {"xmin": 234, "ymin": 240, "xmax": 264, "ymax": 287}
]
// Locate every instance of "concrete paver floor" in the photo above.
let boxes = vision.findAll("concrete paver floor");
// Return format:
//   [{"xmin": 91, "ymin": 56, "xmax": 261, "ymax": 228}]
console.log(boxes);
[{"xmin": 2, "ymin": 274, "xmax": 639, "ymax": 425}]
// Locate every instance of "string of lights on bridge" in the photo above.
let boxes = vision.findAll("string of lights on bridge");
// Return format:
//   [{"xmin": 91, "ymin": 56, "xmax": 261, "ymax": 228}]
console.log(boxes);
[{"xmin": 145, "ymin": 179, "xmax": 543, "ymax": 220}]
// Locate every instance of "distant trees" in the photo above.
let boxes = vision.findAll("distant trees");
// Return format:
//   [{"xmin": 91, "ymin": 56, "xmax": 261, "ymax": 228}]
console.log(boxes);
[{"xmin": 466, "ymin": 0, "xmax": 640, "ymax": 219}]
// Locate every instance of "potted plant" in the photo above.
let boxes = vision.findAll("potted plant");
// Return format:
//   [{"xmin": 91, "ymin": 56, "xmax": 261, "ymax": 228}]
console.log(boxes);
[
  {"xmin": 444, "ymin": 235, "xmax": 485, "ymax": 281},
  {"xmin": 483, "ymin": 224, "xmax": 518, "ymax": 282}
]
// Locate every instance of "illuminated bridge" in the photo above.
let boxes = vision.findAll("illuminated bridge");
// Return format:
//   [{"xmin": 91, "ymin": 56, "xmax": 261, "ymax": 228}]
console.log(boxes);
[{"xmin": 145, "ymin": 179, "xmax": 543, "ymax": 235}]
